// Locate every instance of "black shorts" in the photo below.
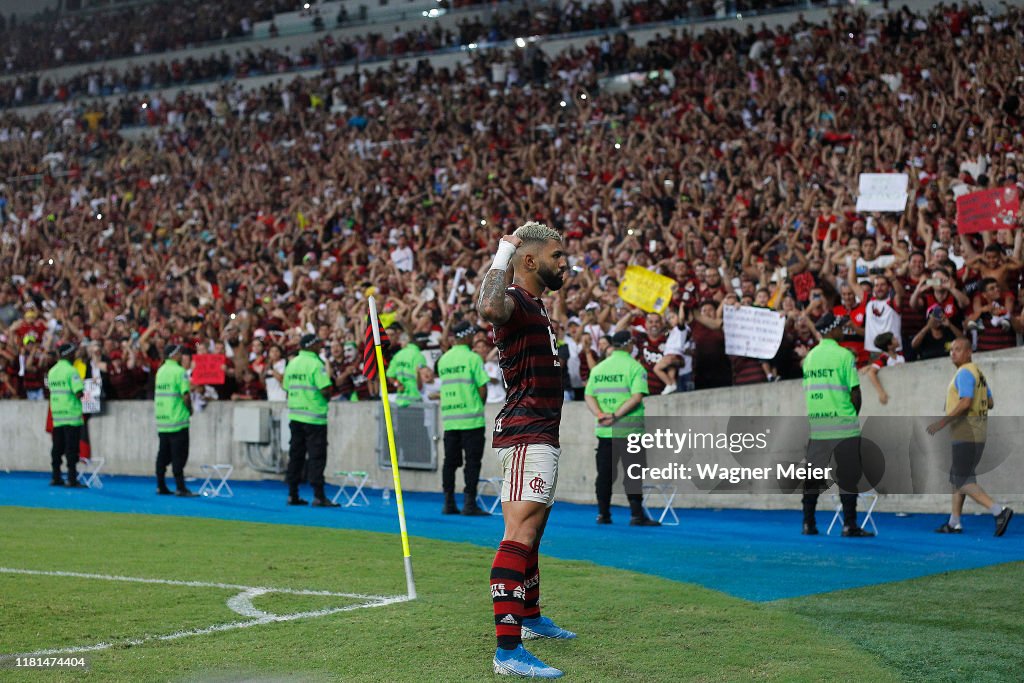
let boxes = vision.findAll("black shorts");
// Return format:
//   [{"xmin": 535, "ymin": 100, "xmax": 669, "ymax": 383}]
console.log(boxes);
[{"xmin": 950, "ymin": 441, "xmax": 984, "ymax": 488}]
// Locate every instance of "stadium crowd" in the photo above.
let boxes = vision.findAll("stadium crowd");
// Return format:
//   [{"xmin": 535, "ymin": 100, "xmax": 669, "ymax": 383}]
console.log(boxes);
[
  {"xmin": 2, "ymin": 0, "xmax": 805, "ymax": 108},
  {"xmin": 1, "ymin": 2, "xmax": 1023, "ymax": 404},
  {"xmin": 0, "ymin": 0, "xmax": 310, "ymax": 75}
]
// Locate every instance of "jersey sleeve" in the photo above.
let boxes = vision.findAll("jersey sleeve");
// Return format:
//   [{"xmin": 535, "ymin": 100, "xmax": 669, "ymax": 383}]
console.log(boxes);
[
  {"xmin": 843, "ymin": 352, "xmax": 860, "ymax": 389},
  {"xmin": 70, "ymin": 371, "xmax": 85, "ymax": 395},
  {"xmin": 313, "ymin": 362, "xmax": 332, "ymax": 391},
  {"xmin": 954, "ymin": 368, "xmax": 976, "ymax": 399},
  {"xmin": 473, "ymin": 357, "xmax": 489, "ymax": 389},
  {"xmin": 178, "ymin": 369, "xmax": 190, "ymax": 395},
  {"xmin": 630, "ymin": 364, "xmax": 650, "ymax": 396},
  {"xmin": 414, "ymin": 349, "xmax": 427, "ymax": 370}
]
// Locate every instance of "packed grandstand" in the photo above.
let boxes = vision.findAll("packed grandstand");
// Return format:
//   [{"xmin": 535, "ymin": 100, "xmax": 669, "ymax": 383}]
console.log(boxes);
[{"xmin": 1, "ymin": 0, "xmax": 1022, "ymax": 403}]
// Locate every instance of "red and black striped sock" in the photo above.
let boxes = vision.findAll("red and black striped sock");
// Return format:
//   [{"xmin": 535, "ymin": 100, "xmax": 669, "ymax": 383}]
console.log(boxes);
[
  {"xmin": 523, "ymin": 542, "xmax": 540, "ymax": 620},
  {"xmin": 491, "ymin": 540, "xmax": 530, "ymax": 650}
]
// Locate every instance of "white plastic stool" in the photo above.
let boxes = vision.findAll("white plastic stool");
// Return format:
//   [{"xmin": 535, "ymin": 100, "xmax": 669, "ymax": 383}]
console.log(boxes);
[
  {"xmin": 199, "ymin": 464, "xmax": 234, "ymax": 498},
  {"xmin": 827, "ymin": 491, "xmax": 878, "ymax": 535},
  {"xmin": 77, "ymin": 457, "xmax": 105, "ymax": 489},
  {"xmin": 477, "ymin": 477, "xmax": 504, "ymax": 513},
  {"xmin": 331, "ymin": 470, "xmax": 371, "ymax": 507},
  {"xmin": 641, "ymin": 483, "xmax": 680, "ymax": 525}
]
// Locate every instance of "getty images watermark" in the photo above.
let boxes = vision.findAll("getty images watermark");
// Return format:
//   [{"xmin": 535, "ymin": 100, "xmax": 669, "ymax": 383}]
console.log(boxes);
[
  {"xmin": 614, "ymin": 417, "xmax": 1024, "ymax": 496},
  {"xmin": 623, "ymin": 428, "xmax": 833, "ymax": 484}
]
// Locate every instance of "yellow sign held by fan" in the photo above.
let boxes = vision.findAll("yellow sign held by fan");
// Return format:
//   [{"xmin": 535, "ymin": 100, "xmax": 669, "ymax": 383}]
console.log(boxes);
[{"xmin": 618, "ymin": 266, "xmax": 676, "ymax": 314}]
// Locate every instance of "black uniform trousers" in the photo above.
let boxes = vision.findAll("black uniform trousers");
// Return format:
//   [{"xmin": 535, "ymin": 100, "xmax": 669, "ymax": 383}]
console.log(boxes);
[
  {"xmin": 442, "ymin": 427, "xmax": 485, "ymax": 499},
  {"xmin": 801, "ymin": 436, "xmax": 862, "ymax": 527},
  {"xmin": 287, "ymin": 421, "xmax": 328, "ymax": 498},
  {"xmin": 51, "ymin": 425, "xmax": 81, "ymax": 482},
  {"xmin": 595, "ymin": 437, "xmax": 646, "ymax": 518},
  {"xmin": 156, "ymin": 429, "xmax": 190, "ymax": 491}
]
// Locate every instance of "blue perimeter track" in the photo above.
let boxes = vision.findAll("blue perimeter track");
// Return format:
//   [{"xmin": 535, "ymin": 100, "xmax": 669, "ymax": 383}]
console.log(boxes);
[{"xmin": 2, "ymin": 471, "xmax": 1022, "ymax": 601}]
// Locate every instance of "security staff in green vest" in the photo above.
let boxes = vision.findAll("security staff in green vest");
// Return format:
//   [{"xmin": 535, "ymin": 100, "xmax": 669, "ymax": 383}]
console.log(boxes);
[
  {"xmin": 283, "ymin": 334, "xmax": 338, "ymax": 507},
  {"xmin": 438, "ymin": 321, "xmax": 490, "ymax": 516},
  {"xmin": 47, "ymin": 342, "xmax": 85, "ymax": 488},
  {"xmin": 386, "ymin": 332, "xmax": 427, "ymax": 408},
  {"xmin": 155, "ymin": 344, "xmax": 196, "ymax": 496},
  {"xmin": 800, "ymin": 313, "xmax": 873, "ymax": 537},
  {"xmin": 584, "ymin": 331, "xmax": 660, "ymax": 526}
]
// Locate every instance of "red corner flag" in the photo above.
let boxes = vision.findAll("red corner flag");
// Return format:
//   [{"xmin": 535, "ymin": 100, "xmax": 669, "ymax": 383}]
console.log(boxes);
[{"xmin": 362, "ymin": 315, "xmax": 390, "ymax": 380}]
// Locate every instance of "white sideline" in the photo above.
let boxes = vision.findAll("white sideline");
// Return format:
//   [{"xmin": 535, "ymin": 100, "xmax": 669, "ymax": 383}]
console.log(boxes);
[{"xmin": 0, "ymin": 566, "xmax": 411, "ymax": 659}]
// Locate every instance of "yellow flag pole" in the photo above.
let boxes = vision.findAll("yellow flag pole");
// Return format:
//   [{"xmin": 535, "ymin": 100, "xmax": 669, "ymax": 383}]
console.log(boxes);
[{"xmin": 369, "ymin": 296, "xmax": 416, "ymax": 600}]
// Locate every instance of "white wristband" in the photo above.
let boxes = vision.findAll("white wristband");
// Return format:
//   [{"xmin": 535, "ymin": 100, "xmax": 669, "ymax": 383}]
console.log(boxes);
[{"xmin": 489, "ymin": 241, "xmax": 517, "ymax": 272}]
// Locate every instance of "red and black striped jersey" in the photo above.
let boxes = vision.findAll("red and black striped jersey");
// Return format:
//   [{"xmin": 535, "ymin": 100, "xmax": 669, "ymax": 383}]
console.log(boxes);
[
  {"xmin": 631, "ymin": 331, "xmax": 667, "ymax": 394},
  {"xmin": 492, "ymin": 285, "xmax": 563, "ymax": 448}
]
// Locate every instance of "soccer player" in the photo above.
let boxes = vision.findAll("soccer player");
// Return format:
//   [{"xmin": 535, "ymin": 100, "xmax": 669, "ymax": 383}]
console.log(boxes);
[{"xmin": 477, "ymin": 222, "xmax": 575, "ymax": 679}]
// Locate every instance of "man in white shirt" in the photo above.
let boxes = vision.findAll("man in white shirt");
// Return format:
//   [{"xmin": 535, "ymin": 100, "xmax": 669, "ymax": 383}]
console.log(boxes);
[
  {"xmin": 473, "ymin": 338, "xmax": 506, "ymax": 404},
  {"xmin": 390, "ymin": 234, "xmax": 414, "ymax": 272},
  {"xmin": 856, "ymin": 275, "xmax": 903, "ymax": 352},
  {"xmin": 854, "ymin": 236, "xmax": 896, "ymax": 278}
]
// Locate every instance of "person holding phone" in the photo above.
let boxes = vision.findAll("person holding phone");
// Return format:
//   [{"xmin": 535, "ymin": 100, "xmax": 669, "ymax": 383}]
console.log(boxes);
[
  {"xmin": 909, "ymin": 267, "xmax": 970, "ymax": 329},
  {"xmin": 912, "ymin": 304, "xmax": 965, "ymax": 360}
]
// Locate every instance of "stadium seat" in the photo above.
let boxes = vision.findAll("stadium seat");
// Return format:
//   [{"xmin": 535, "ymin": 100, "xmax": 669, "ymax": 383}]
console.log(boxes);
[
  {"xmin": 331, "ymin": 471, "xmax": 371, "ymax": 507},
  {"xmin": 77, "ymin": 457, "xmax": 105, "ymax": 489},
  {"xmin": 826, "ymin": 491, "xmax": 878, "ymax": 536},
  {"xmin": 641, "ymin": 484, "xmax": 679, "ymax": 526},
  {"xmin": 476, "ymin": 477, "xmax": 504, "ymax": 514},
  {"xmin": 198, "ymin": 464, "xmax": 234, "ymax": 498}
]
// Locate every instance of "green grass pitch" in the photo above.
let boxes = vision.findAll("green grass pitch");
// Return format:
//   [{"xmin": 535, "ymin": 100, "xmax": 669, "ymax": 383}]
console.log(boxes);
[{"xmin": 1, "ymin": 507, "xmax": 1021, "ymax": 682}]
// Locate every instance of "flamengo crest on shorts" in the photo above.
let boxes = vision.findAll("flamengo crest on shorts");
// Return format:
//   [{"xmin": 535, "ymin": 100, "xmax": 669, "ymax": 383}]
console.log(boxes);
[{"xmin": 498, "ymin": 444, "xmax": 560, "ymax": 507}]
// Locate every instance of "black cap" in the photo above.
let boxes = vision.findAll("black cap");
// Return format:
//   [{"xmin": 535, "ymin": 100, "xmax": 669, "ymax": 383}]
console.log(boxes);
[
  {"xmin": 299, "ymin": 333, "xmax": 321, "ymax": 349},
  {"xmin": 610, "ymin": 330, "xmax": 633, "ymax": 347},
  {"xmin": 453, "ymin": 321, "xmax": 478, "ymax": 339},
  {"xmin": 57, "ymin": 342, "xmax": 77, "ymax": 358},
  {"xmin": 815, "ymin": 313, "xmax": 847, "ymax": 335},
  {"xmin": 164, "ymin": 343, "xmax": 182, "ymax": 358}
]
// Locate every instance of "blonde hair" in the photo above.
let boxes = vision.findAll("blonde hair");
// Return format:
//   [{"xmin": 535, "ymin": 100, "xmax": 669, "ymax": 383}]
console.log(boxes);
[{"xmin": 514, "ymin": 221, "xmax": 561, "ymax": 246}]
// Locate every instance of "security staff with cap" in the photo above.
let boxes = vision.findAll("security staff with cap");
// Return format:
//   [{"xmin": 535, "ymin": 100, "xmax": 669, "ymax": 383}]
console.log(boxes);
[
  {"xmin": 47, "ymin": 342, "xmax": 85, "ymax": 487},
  {"xmin": 155, "ymin": 344, "xmax": 196, "ymax": 496},
  {"xmin": 800, "ymin": 313, "xmax": 873, "ymax": 537},
  {"xmin": 438, "ymin": 321, "xmax": 491, "ymax": 516},
  {"xmin": 584, "ymin": 331, "xmax": 660, "ymax": 526},
  {"xmin": 283, "ymin": 334, "xmax": 338, "ymax": 507}
]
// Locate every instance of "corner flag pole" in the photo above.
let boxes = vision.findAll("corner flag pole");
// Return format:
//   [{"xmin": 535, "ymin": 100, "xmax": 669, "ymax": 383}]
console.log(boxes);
[{"xmin": 369, "ymin": 296, "xmax": 417, "ymax": 600}]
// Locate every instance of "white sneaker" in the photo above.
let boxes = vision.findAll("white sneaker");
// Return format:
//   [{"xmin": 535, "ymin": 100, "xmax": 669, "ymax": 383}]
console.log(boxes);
[{"xmin": 661, "ymin": 385, "xmax": 678, "ymax": 395}]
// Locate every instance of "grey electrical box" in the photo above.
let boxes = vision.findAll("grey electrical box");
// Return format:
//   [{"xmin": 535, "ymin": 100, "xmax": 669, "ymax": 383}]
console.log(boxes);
[
  {"xmin": 234, "ymin": 406, "xmax": 270, "ymax": 443},
  {"xmin": 378, "ymin": 403, "xmax": 438, "ymax": 470}
]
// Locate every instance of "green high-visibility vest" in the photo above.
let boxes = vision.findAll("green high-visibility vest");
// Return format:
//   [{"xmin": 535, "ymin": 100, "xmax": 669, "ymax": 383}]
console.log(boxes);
[
  {"xmin": 802, "ymin": 338, "xmax": 860, "ymax": 440},
  {"xmin": 584, "ymin": 350, "xmax": 649, "ymax": 438},
  {"xmin": 437, "ymin": 343, "xmax": 488, "ymax": 431},
  {"xmin": 386, "ymin": 343, "xmax": 427, "ymax": 407},
  {"xmin": 283, "ymin": 350, "xmax": 331, "ymax": 425},
  {"xmin": 154, "ymin": 359, "xmax": 191, "ymax": 433},
  {"xmin": 48, "ymin": 359, "xmax": 84, "ymax": 428}
]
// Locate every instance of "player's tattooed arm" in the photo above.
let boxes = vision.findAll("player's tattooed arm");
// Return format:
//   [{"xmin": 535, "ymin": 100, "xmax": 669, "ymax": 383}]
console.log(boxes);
[
  {"xmin": 478, "ymin": 235, "xmax": 520, "ymax": 324},
  {"xmin": 477, "ymin": 268, "xmax": 515, "ymax": 325}
]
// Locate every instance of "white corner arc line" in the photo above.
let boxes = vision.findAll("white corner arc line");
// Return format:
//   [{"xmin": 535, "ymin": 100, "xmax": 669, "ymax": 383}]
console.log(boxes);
[{"xmin": 0, "ymin": 567, "xmax": 411, "ymax": 659}]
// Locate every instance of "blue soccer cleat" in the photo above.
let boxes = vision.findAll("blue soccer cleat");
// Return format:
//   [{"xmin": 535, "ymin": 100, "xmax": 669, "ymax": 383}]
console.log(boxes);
[
  {"xmin": 521, "ymin": 615, "xmax": 577, "ymax": 640},
  {"xmin": 493, "ymin": 644, "xmax": 563, "ymax": 678}
]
